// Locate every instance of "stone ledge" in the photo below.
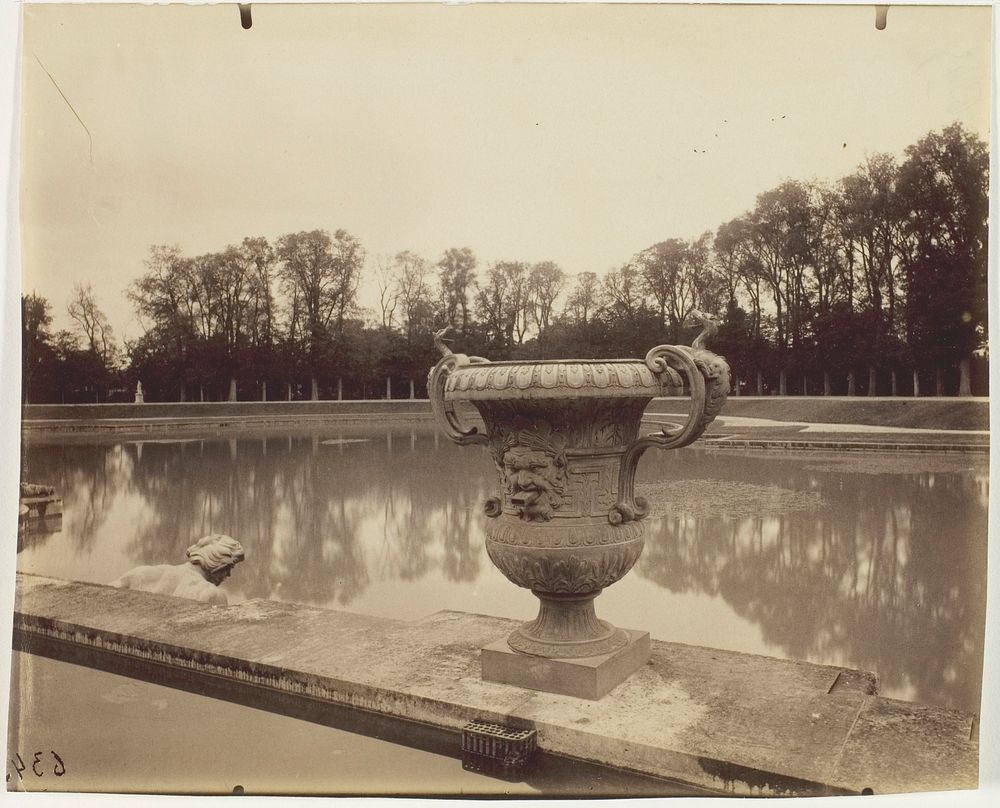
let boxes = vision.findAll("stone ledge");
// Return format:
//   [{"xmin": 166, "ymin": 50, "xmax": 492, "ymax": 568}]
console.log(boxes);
[{"xmin": 11, "ymin": 573, "xmax": 978, "ymax": 796}]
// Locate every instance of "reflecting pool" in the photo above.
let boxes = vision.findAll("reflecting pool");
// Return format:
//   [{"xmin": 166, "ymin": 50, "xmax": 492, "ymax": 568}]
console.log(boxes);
[{"xmin": 18, "ymin": 424, "xmax": 988, "ymax": 715}]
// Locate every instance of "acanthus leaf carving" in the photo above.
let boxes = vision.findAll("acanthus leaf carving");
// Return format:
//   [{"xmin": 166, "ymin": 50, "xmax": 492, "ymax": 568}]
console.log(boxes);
[{"xmin": 485, "ymin": 540, "xmax": 644, "ymax": 595}]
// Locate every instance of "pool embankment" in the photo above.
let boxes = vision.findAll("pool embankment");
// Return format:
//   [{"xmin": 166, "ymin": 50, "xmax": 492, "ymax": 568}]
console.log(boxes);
[
  {"xmin": 12, "ymin": 573, "xmax": 979, "ymax": 797},
  {"xmin": 21, "ymin": 396, "xmax": 987, "ymax": 432},
  {"xmin": 20, "ymin": 400, "xmax": 435, "ymax": 436}
]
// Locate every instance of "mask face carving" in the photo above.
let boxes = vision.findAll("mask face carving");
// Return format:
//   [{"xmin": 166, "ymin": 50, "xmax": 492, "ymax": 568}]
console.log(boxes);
[{"xmin": 498, "ymin": 429, "xmax": 568, "ymax": 521}]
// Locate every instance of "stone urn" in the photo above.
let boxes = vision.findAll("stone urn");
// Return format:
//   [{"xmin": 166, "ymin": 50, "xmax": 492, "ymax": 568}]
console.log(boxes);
[{"xmin": 428, "ymin": 316, "xmax": 730, "ymax": 696}]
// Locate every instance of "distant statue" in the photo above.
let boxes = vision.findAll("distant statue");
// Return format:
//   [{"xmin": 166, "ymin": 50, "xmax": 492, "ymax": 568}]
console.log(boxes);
[
  {"xmin": 134, "ymin": 381, "xmax": 145, "ymax": 404},
  {"xmin": 111, "ymin": 534, "xmax": 245, "ymax": 606}
]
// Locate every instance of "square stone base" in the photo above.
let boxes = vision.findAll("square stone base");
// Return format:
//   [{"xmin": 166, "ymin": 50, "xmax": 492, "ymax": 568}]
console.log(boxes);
[{"xmin": 481, "ymin": 629, "xmax": 650, "ymax": 700}]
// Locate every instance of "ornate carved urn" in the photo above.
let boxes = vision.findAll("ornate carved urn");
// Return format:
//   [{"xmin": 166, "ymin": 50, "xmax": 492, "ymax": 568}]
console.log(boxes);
[{"xmin": 428, "ymin": 317, "xmax": 729, "ymax": 692}]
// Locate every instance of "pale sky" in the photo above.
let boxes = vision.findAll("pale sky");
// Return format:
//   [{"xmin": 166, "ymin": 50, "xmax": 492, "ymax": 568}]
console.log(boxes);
[{"xmin": 18, "ymin": 2, "xmax": 992, "ymax": 343}]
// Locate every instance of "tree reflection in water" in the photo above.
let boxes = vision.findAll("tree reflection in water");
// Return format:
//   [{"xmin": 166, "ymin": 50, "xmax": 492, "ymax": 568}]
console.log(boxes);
[
  {"xmin": 22, "ymin": 442, "xmax": 128, "ymax": 552},
  {"xmin": 20, "ymin": 434, "xmax": 986, "ymax": 714},
  {"xmin": 636, "ymin": 449, "xmax": 987, "ymax": 714},
  {"xmin": 104, "ymin": 429, "xmax": 490, "ymax": 608}
]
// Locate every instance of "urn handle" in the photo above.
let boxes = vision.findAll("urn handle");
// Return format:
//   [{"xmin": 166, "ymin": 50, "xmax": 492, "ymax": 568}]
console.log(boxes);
[
  {"xmin": 427, "ymin": 330, "xmax": 490, "ymax": 447},
  {"xmin": 610, "ymin": 317, "xmax": 730, "ymax": 524}
]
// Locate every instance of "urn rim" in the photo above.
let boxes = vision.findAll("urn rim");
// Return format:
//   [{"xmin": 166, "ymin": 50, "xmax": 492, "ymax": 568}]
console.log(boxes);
[
  {"xmin": 455, "ymin": 358, "xmax": 649, "ymax": 367},
  {"xmin": 443, "ymin": 358, "xmax": 668, "ymax": 401}
]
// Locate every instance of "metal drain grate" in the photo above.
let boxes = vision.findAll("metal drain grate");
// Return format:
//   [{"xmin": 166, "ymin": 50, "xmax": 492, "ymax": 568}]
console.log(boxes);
[{"xmin": 461, "ymin": 720, "xmax": 537, "ymax": 779}]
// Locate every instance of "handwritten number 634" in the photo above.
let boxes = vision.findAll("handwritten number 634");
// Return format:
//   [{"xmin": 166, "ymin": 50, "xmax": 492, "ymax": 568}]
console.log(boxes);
[{"xmin": 8, "ymin": 751, "xmax": 66, "ymax": 780}]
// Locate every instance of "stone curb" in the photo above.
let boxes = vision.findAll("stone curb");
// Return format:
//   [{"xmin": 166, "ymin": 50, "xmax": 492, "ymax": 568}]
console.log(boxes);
[{"xmin": 11, "ymin": 573, "xmax": 979, "ymax": 797}]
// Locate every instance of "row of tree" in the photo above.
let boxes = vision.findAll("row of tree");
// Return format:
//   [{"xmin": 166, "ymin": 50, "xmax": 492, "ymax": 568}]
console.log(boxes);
[{"xmin": 21, "ymin": 122, "xmax": 988, "ymax": 403}]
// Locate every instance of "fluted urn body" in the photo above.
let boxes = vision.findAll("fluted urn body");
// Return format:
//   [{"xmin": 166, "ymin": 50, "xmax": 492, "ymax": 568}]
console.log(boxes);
[{"xmin": 429, "ymin": 324, "xmax": 729, "ymax": 660}]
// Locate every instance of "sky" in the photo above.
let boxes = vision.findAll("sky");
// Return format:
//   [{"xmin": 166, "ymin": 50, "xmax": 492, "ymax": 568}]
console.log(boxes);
[{"xmin": 17, "ymin": 2, "xmax": 992, "ymax": 344}]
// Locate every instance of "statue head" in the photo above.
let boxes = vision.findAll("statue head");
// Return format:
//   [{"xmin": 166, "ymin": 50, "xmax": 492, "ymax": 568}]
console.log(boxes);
[
  {"xmin": 499, "ymin": 426, "xmax": 568, "ymax": 521},
  {"xmin": 186, "ymin": 534, "xmax": 245, "ymax": 585}
]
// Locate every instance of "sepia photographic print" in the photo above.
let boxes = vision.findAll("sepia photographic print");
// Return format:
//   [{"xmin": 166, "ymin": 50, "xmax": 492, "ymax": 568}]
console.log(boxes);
[{"xmin": 2, "ymin": 1, "xmax": 995, "ymax": 803}]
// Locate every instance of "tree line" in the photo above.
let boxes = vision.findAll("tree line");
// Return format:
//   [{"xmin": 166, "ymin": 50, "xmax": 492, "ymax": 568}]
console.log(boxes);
[{"xmin": 21, "ymin": 122, "xmax": 988, "ymax": 404}]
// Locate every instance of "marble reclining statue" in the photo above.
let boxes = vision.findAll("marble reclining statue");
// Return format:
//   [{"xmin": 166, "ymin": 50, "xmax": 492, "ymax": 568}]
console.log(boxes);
[{"xmin": 111, "ymin": 533, "xmax": 245, "ymax": 606}]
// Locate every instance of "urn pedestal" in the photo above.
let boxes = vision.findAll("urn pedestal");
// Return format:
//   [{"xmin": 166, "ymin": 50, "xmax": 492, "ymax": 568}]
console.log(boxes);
[{"xmin": 429, "ymin": 320, "xmax": 729, "ymax": 699}]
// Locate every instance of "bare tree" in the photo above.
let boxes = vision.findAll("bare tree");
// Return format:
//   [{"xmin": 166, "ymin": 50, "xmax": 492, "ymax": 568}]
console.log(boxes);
[
  {"xmin": 275, "ymin": 229, "xmax": 365, "ymax": 398},
  {"xmin": 476, "ymin": 261, "xmax": 530, "ymax": 348},
  {"xmin": 564, "ymin": 271, "xmax": 599, "ymax": 325},
  {"xmin": 686, "ymin": 232, "xmax": 725, "ymax": 314},
  {"xmin": 240, "ymin": 236, "xmax": 277, "ymax": 352},
  {"xmin": 633, "ymin": 239, "xmax": 688, "ymax": 340},
  {"xmin": 742, "ymin": 180, "xmax": 819, "ymax": 354},
  {"xmin": 838, "ymin": 156, "xmax": 903, "ymax": 344},
  {"xmin": 633, "ymin": 234, "xmax": 719, "ymax": 340},
  {"xmin": 602, "ymin": 263, "xmax": 644, "ymax": 322},
  {"xmin": 528, "ymin": 261, "xmax": 565, "ymax": 334},
  {"xmin": 391, "ymin": 250, "xmax": 434, "ymax": 345},
  {"xmin": 809, "ymin": 182, "xmax": 850, "ymax": 317},
  {"xmin": 437, "ymin": 247, "xmax": 477, "ymax": 332},
  {"xmin": 67, "ymin": 283, "xmax": 117, "ymax": 365},
  {"xmin": 374, "ymin": 255, "xmax": 399, "ymax": 329},
  {"xmin": 715, "ymin": 217, "xmax": 765, "ymax": 338}
]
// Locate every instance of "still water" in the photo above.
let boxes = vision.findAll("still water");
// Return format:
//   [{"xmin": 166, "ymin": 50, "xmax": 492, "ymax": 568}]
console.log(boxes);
[
  {"xmin": 7, "ymin": 650, "xmax": 536, "ymax": 795},
  {"xmin": 19, "ymin": 425, "xmax": 988, "ymax": 716}
]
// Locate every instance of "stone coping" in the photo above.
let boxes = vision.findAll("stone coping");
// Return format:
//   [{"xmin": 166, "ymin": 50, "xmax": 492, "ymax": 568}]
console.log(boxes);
[{"xmin": 11, "ymin": 573, "xmax": 978, "ymax": 797}]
